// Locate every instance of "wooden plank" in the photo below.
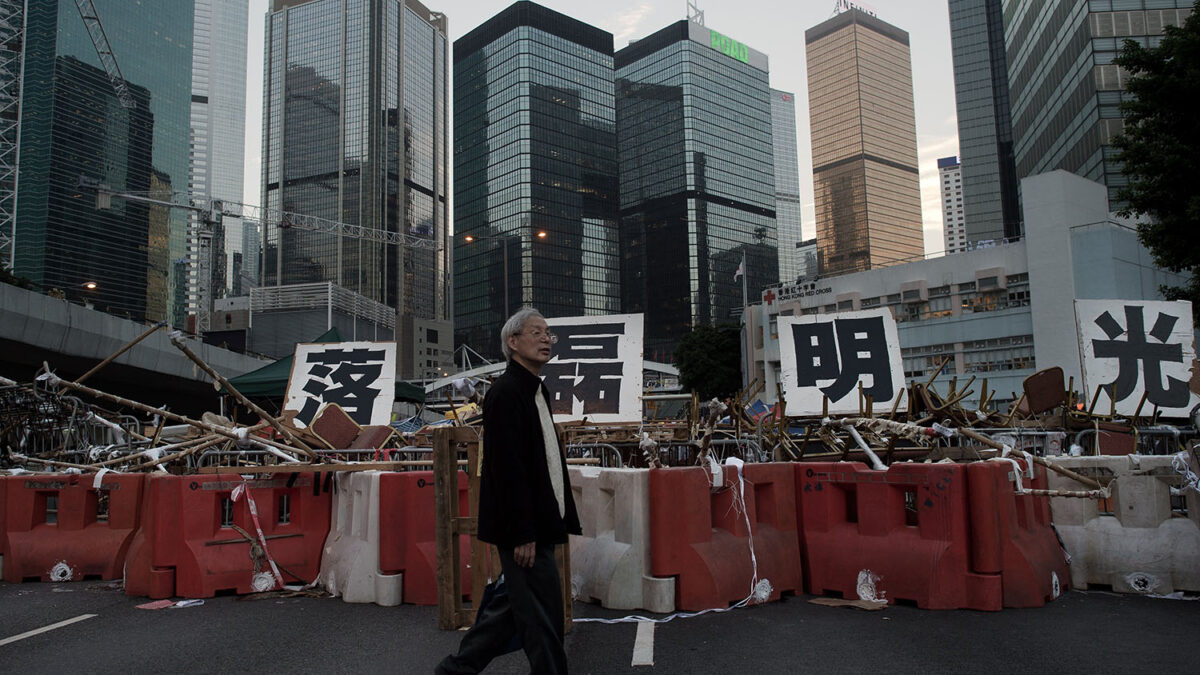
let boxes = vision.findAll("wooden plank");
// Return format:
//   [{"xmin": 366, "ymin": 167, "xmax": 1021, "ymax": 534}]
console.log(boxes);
[
  {"xmin": 434, "ymin": 428, "xmax": 457, "ymax": 630},
  {"xmin": 195, "ymin": 461, "xmax": 465, "ymax": 474},
  {"xmin": 452, "ymin": 517, "xmax": 478, "ymax": 535},
  {"xmin": 193, "ymin": 457, "xmax": 594, "ymax": 475},
  {"xmin": 468, "ymin": 437, "xmax": 488, "ymax": 626},
  {"xmin": 559, "ymin": 542, "xmax": 572, "ymax": 634}
]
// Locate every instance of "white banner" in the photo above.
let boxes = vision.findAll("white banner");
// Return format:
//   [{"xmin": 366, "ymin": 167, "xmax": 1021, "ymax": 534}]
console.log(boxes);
[
  {"xmin": 284, "ymin": 341, "xmax": 397, "ymax": 427},
  {"xmin": 543, "ymin": 314, "xmax": 644, "ymax": 423},
  {"xmin": 778, "ymin": 308, "xmax": 906, "ymax": 416},
  {"xmin": 1075, "ymin": 299, "xmax": 1198, "ymax": 417}
]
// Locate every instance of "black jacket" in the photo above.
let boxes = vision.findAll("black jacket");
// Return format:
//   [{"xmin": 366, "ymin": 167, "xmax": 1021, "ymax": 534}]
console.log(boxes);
[{"xmin": 477, "ymin": 360, "xmax": 582, "ymax": 548}]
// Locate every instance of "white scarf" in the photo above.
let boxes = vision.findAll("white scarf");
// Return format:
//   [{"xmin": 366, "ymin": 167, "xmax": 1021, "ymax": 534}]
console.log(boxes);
[{"xmin": 533, "ymin": 391, "xmax": 565, "ymax": 518}]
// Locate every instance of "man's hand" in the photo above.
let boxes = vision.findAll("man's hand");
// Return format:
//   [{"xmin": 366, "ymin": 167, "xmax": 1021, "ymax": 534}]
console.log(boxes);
[{"xmin": 514, "ymin": 541, "xmax": 536, "ymax": 568}]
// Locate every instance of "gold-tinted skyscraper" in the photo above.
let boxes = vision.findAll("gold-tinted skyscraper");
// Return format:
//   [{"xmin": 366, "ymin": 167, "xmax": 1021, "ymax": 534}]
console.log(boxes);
[{"xmin": 806, "ymin": 9, "xmax": 924, "ymax": 276}]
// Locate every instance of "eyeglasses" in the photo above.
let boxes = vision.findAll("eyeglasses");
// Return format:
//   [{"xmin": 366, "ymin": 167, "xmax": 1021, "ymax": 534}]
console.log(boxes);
[{"xmin": 517, "ymin": 329, "xmax": 558, "ymax": 344}]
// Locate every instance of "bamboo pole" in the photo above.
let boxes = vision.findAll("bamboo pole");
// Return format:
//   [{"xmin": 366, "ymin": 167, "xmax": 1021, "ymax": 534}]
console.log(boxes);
[
  {"xmin": 125, "ymin": 435, "xmax": 226, "ymax": 471},
  {"xmin": 72, "ymin": 321, "xmax": 166, "ymax": 387},
  {"xmin": 956, "ymin": 426, "xmax": 1103, "ymax": 489},
  {"xmin": 168, "ymin": 332, "xmax": 315, "ymax": 457},
  {"xmin": 44, "ymin": 372, "xmax": 308, "ymax": 462}
]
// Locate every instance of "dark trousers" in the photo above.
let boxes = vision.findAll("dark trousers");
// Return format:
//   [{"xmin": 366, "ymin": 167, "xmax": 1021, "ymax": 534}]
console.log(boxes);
[{"xmin": 435, "ymin": 543, "xmax": 567, "ymax": 674}]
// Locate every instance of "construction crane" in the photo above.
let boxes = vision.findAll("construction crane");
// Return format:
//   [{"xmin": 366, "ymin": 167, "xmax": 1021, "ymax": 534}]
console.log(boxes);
[
  {"xmin": 83, "ymin": 178, "xmax": 439, "ymax": 332},
  {"xmin": 73, "ymin": 0, "xmax": 135, "ymax": 110},
  {"xmin": 2, "ymin": 0, "xmax": 132, "ymax": 268},
  {"xmin": 0, "ymin": 0, "xmax": 25, "ymax": 268}
]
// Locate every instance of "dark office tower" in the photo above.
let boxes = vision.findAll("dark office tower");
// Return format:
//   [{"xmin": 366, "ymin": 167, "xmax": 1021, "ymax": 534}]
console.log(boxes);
[
  {"xmin": 261, "ymin": 0, "xmax": 450, "ymax": 320},
  {"xmin": 617, "ymin": 21, "xmax": 777, "ymax": 359},
  {"xmin": 453, "ymin": 1, "xmax": 620, "ymax": 357},
  {"xmin": 1003, "ymin": 0, "xmax": 1193, "ymax": 208},
  {"xmin": 948, "ymin": 0, "xmax": 1021, "ymax": 245},
  {"xmin": 14, "ymin": 0, "xmax": 194, "ymax": 325},
  {"xmin": 807, "ymin": 8, "xmax": 924, "ymax": 278}
]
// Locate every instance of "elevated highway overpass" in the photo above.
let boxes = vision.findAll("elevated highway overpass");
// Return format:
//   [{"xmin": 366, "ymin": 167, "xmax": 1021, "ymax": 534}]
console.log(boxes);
[{"xmin": 1, "ymin": 284, "xmax": 269, "ymax": 417}]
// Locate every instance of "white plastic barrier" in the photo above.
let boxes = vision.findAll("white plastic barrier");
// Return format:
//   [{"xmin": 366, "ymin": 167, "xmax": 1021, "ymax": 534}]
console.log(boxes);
[
  {"xmin": 317, "ymin": 471, "xmax": 403, "ymax": 606},
  {"xmin": 569, "ymin": 466, "xmax": 675, "ymax": 613},
  {"xmin": 1047, "ymin": 455, "xmax": 1200, "ymax": 594}
]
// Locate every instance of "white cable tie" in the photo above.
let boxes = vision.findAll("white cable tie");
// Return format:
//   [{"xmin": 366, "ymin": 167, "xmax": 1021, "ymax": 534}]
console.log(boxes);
[
  {"xmin": 990, "ymin": 456, "xmax": 1028, "ymax": 494},
  {"xmin": 931, "ymin": 422, "xmax": 957, "ymax": 438},
  {"xmin": 93, "ymin": 468, "xmax": 110, "ymax": 489},
  {"xmin": 707, "ymin": 454, "xmax": 723, "ymax": 489},
  {"xmin": 249, "ymin": 438, "xmax": 301, "ymax": 463}
]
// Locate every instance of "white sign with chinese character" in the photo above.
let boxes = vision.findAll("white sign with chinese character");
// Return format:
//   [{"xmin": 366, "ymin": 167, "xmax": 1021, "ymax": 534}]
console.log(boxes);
[
  {"xmin": 284, "ymin": 341, "xmax": 396, "ymax": 427},
  {"xmin": 779, "ymin": 309, "xmax": 906, "ymax": 416},
  {"xmin": 543, "ymin": 314, "xmax": 643, "ymax": 423},
  {"xmin": 1075, "ymin": 300, "xmax": 1198, "ymax": 417}
]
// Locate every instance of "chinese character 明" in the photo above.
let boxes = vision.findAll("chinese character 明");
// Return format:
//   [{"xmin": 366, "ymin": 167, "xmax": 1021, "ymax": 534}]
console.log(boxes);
[
  {"xmin": 1091, "ymin": 305, "xmax": 1188, "ymax": 408},
  {"xmin": 792, "ymin": 316, "xmax": 893, "ymax": 402}
]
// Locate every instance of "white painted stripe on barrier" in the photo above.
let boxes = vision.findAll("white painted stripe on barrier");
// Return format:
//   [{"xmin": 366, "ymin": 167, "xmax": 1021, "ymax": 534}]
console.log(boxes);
[
  {"xmin": 631, "ymin": 620, "xmax": 655, "ymax": 666},
  {"xmin": 0, "ymin": 613, "xmax": 98, "ymax": 647}
]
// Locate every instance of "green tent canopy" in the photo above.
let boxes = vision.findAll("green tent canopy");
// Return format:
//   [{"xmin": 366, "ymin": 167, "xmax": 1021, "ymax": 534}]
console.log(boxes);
[{"xmin": 224, "ymin": 327, "xmax": 425, "ymax": 404}]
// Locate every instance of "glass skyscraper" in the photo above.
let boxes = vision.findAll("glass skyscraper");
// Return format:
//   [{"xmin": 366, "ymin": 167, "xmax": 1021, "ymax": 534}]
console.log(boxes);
[
  {"xmin": 948, "ymin": 0, "xmax": 1022, "ymax": 245},
  {"xmin": 453, "ymin": 1, "xmax": 620, "ymax": 357},
  {"xmin": 14, "ymin": 0, "xmax": 194, "ymax": 325},
  {"xmin": 806, "ymin": 8, "xmax": 924, "ymax": 277},
  {"xmin": 1002, "ymin": 0, "xmax": 1193, "ymax": 207},
  {"xmin": 772, "ymin": 89, "xmax": 804, "ymax": 285},
  {"xmin": 261, "ymin": 0, "xmax": 450, "ymax": 322},
  {"xmin": 617, "ymin": 20, "xmax": 777, "ymax": 359},
  {"xmin": 189, "ymin": 0, "xmax": 248, "ymax": 329}
]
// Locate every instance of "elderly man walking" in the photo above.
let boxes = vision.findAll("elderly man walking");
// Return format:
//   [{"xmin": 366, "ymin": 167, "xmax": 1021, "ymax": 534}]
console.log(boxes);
[{"xmin": 436, "ymin": 307, "xmax": 581, "ymax": 674}]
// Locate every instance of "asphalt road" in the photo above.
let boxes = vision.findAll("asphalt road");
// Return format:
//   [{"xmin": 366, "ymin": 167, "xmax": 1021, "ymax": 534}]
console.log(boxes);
[{"xmin": 1, "ymin": 581, "xmax": 1196, "ymax": 673}]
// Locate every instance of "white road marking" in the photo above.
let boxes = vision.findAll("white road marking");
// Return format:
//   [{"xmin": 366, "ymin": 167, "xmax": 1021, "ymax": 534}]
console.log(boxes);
[
  {"xmin": 631, "ymin": 620, "xmax": 655, "ymax": 667},
  {"xmin": 0, "ymin": 614, "xmax": 98, "ymax": 647}
]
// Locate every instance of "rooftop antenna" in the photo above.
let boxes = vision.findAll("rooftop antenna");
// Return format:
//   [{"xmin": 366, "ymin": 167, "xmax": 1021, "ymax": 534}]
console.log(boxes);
[{"xmin": 687, "ymin": 0, "xmax": 704, "ymax": 26}]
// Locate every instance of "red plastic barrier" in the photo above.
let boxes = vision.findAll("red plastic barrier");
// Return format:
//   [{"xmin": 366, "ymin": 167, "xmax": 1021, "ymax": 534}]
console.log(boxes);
[
  {"xmin": 124, "ymin": 473, "xmax": 331, "ymax": 598},
  {"xmin": 378, "ymin": 470, "xmax": 471, "ymax": 605},
  {"xmin": 649, "ymin": 463, "xmax": 802, "ymax": 611},
  {"xmin": 1, "ymin": 476, "xmax": 10, "ymax": 563},
  {"xmin": 796, "ymin": 462, "xmax": 1003, "ymax": 610},
  {"xmin": 2, "ymin": 473, "xmax": 145, "ymax": 583},
  {"xmin": 967, "ymin": 458, "xmax": 1070, "ymax": 607}
]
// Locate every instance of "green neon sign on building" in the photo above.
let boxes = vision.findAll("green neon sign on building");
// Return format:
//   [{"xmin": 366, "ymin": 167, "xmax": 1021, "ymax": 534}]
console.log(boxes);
[{"xmin": 709, "ymin": 30, "xmax": 749, "ymax": 64}]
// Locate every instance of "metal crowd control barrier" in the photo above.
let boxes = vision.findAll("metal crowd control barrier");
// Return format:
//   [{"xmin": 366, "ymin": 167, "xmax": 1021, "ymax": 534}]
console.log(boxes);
[
  {"xmin": 1072, "ymin": 426, "xmax": 1199, "ymax": 456},
  {"xmin": 0, "ymin": 386, "xmax": 140, "ymax": 463},
  {"xmin": 566, "ymin": 443, "xmax": 624, "ymax": 468}
]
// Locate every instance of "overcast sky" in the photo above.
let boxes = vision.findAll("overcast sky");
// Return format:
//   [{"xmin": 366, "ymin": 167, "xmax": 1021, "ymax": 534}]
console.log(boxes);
[{"xmin": 242, "ymin": 0, "xmax": 960, "ymax": 256}]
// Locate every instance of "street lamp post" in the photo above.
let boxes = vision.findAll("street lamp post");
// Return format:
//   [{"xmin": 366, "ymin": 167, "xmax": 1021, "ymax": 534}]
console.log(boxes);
[{"xmin": 463, "ymin": 230, "xmax": 546, "ymax": 319}]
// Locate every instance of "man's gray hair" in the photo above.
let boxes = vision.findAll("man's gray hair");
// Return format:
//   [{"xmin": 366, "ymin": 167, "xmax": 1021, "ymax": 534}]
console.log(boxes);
[{"xmin": 500, "ymin": 307, "xmax": 545, "ymax": 360}]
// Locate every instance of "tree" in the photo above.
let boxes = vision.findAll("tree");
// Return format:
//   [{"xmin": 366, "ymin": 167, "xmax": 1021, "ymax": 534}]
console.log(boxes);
[
  {"xmin": 1111, "ymin": 4, "xmax": 1200, "ymax": 311},
  {"xmin": 673, "ymin": 323, "xmax": 742, "ymax": 400},
  {"xmin": 0, "ymin": 264, "xmax": 34, "ymax": 290}
]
